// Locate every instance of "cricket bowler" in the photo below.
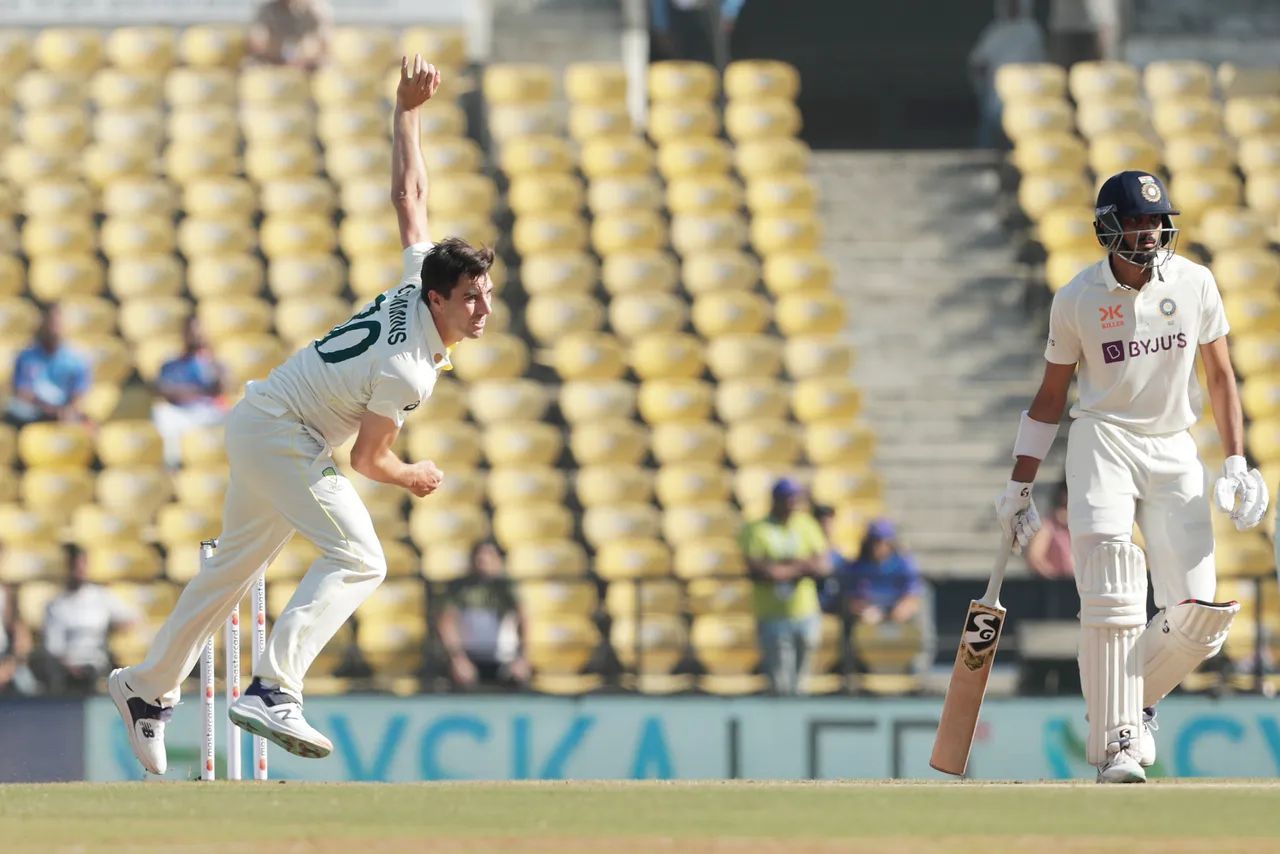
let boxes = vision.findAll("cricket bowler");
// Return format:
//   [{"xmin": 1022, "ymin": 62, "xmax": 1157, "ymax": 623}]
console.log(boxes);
[
  {"xmin": 994, "ymin": 170, "xmax": 1268, "ymax": 782},
  {"xmin": 108, "ymin": 56, "xmax": 494, "ymax": 773}
]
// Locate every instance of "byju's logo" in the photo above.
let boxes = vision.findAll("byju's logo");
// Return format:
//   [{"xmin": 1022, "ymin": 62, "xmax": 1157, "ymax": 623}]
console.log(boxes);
[{"xmin": 1102, "ymin": 340, "xmax": 1126, "ymax": 363}]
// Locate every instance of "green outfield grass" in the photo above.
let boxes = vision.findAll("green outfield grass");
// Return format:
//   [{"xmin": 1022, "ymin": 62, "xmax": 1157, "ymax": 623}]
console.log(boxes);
[{"xmin": 4, "ymin": 781, "xmax": 1280, "ymax": 852}]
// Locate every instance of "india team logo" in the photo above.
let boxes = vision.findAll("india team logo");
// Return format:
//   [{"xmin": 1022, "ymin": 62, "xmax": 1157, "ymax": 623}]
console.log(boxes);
[{"xmin": 1160, "ymin": 298, "xmax": 1176, "ymax": 317}]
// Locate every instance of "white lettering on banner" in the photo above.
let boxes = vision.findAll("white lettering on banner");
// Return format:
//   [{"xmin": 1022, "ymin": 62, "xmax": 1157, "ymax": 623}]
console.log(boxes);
[
  {"xmin": 79, "ymin": 696, "xmax": 1280, "ymax": 782},
  {"xmin": 0, "ymin": 0, "xmax": 475, "ymax": 27}
]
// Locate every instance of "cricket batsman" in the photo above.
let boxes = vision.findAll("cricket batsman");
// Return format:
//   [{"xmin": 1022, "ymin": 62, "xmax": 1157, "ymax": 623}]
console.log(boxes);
[
  {"xmin": 994, "ymin": 170, "xmax": 1268, "ymax": 783},
  {"xmin": 108, "ymin": 56, "xmax": 495, "ymax": 773}
]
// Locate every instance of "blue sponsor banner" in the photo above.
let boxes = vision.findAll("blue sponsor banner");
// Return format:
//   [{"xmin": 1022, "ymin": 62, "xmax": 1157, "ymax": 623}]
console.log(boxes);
[
  {"xmin": 83, "ymin": 695, "xmax": 1280, "ymax": 782},
  {"xmin": 0, "ymin": 699, "xmax": 85, "ymax": 782}
]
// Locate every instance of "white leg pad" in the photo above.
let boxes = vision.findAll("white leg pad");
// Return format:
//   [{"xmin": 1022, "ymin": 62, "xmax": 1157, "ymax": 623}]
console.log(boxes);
[
  {"xmin": 1141, "ymin": 599, "xmax": 1240, "ymax": 707},
  {"xmin": 1078, "ymin": 540, "xmax": 1148, "ymax": 766}
]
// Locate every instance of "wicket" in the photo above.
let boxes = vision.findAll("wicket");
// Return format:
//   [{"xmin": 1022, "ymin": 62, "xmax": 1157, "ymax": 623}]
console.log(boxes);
[{"xmin": 198, "ymin": 539, "xmax": 269, "ymax": 781}]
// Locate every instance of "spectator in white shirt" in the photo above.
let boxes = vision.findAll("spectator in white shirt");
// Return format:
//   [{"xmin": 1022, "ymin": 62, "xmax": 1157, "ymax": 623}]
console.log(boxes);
[
  {"xmin": 36, "ymin": 548, "xmax": 139, "ymax": 694},
  {"xmin": 969, "ymin": 0, "xmax": 1048, "ymax": 148}
]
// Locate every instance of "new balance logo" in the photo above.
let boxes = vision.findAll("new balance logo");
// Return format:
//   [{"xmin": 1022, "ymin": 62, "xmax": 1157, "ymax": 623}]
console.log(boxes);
[
  {"xmin": 140, "ymin": 723, "xmax": 155, "ymax": 738},
  {"xmin": 275, "ymin": 708, "xmax": 298, "ymax": 722}
]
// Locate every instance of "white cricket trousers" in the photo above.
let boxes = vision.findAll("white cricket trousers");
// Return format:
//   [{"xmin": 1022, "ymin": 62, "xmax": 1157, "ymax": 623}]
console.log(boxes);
[
  {"xmin": 1065, "ymin": 416, "xmax": 1216, "ymax": 608},
  {"xmin": 125, "ymin": 397, "xmax": 387, "ymax": 706}
]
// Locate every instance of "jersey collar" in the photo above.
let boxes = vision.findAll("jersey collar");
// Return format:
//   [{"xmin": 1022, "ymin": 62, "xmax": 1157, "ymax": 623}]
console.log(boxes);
[{"xmin": 419, "ymin": 298, "xmax": 453, "ymax": 372}]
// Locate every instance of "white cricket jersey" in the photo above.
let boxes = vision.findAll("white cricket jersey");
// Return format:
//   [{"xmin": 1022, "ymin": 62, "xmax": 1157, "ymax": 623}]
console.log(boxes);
[
  {"xmin": 246, "ymin": 243, "xmax": 451, "ymax": 446},
  {"xmin": 1045, "ymin": 251, "xmax": 1229, "ymax": 435}
]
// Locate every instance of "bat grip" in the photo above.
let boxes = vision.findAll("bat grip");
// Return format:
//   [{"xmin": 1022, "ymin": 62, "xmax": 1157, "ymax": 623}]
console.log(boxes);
[{"xmin": 980, "ymin": 532, "xmax": 1015, "ymax": 608}]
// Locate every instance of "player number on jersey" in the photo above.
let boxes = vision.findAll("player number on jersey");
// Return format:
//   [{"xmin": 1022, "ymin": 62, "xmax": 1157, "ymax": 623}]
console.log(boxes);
[{"xmin": 314, "ymin": 295, "xmax": 385, "ymax": 364}]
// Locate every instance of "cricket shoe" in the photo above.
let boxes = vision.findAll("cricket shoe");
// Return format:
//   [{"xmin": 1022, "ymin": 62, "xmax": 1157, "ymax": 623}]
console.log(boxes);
[
  {"xmin": 108, "ymin": 668, "xmax": 171, "ymax": 775},
  {"xmin": 1139, "ymin": 707, "xmax": 1157, "ymax": 768},
  {"xmin": 229, "ymin": 678, "xmax": 333, "ymax": 759},
  {"xmin": 1096, "ymin": 735, "xmax": 1146, "ymax": 784}
]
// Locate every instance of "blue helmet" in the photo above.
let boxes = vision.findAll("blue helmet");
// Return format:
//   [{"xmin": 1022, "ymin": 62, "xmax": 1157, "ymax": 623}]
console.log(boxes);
[{"xmin": 1093, "ymin": 170, "xmax": 1180, "ymax": 269}]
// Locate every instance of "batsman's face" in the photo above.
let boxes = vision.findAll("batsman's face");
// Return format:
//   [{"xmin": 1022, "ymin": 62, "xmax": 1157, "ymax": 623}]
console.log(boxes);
[
  {"xmin": 432, "ymin": 274, "xmax": 493, "ymax": 343},
  {"xmin": 1120, "ymin": 214, "xmax": 1163, "ymax": 253}
]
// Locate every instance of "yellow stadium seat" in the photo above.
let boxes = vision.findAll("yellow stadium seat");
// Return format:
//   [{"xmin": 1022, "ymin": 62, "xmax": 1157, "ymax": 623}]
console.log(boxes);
[
  {"xmin": 0, "ymin": 423, "xmax": 13, "ymax": 466},
  {"xmin": 671, "ymin": 212, "xmax": 748, "ymax": 254},
  {"xmin": 812, "ymin": 466, "xmax": 882, "ymax": 507},
  {"xmin": 785, "ymin": 336, "xmax": 853, "ymax": 380},
  {"xmin": 659, "ymin": 137, "xmax": 734, "ymax": 180},
  {"xmin": 648, "ymin": 100, "xmax": 720, "ymax": 143},
  {"xmin": 240, "ymin": 104, "xmax": 314, "ymax": 146},
  {"xmin": 725, "ymin": 98, "xmax": 802, "ymax": 142},
  {"xmin": 238, "ymin": 64, "xmax": 308, "ymax": 105},
  {"xmin": 1017, "ymin": 171, "xmax": 1093, "ymax": 222},
  {"xmin": 338, "ymin": 214, "xmax": 399, "ymax": 258},
  {"xmin": 707, "ymin": 336, "xmax": 783, "ymax": 382},
  {"xmin": 165, "ymin": 67, "xmax": 236, "ymax": 108},
  {"xmin": 595, "ymin": 538, "xmax": 671, "ymax": 580},
  {"xmin": 1152, "ymin": 98, "xmax": 1223, "ymax": 139},
  {"xmin": 21, "ymin": 217, "xmax": 94, "ymax": 256},
  {"xmin": 1224, "ymin": 291, "xmax": 1280, "ymax": 337},
  {"xmin": 558, "ymin": 380, "xmax": 637, "ymax": 423},
  {"xmin": 405, "ymin": 420, "xmax": 483, "ymax": 469},
  {"xmin": 95, "ymin": 420, "xmax": 162, "ymax": 467},
  {"xmin": 569, "ymin": 103, "xmax": 632, "ymax": 141},
  {"xmin": 418, "ymin": 542, "xmax": 468, "ymax": 581},
  {"xmin": 215, "ymin": 333, "xmax": 287, "ymax": 387},
  {"xmin": 1075, "ymin": 99, "xmax": 1150, "ymax": 141},
  {"xmin": 608, "ymin": 291, "xmax": 686, "ymax": 340},
  {"xmin": 187, "ymin": 254, "xmax": 265, "ymax": 300},
  {"xmin": 338, "ymin": 177, "xmax": 395, "ymax": 217},
  {"xmin": 667, "ymin": 174, "xmax": 742, "ymax": 215},
  {"xmin": 1248, "ymin": 415, "xmax": 1280, "ymax": 463},
  {"xmin": 654, "ymin": 463, "xmax": 732, "ymax": 507},
  {"xmin": 409, "ymin": 503, "xmax": 489, "ymax": 549},
  {"xmin": 428, "ymin": 173, "xmax": 497, "ymax": 218},
  {"xmin": 172, "ymin": 465, "xmax": 227, "ymax": 510},
  {"xmin": 612, "ymin": 615, "xmax": 687, "ymax": 674},
  {"xmin": 1225, "ymin": 96, "xmax": 1280, "ymax": 139},
  {"xmin": 1087, "ymin": 132, "xmax": 1162, "ymax": 177},
  {"xmin": 483, "ymin": 62, "xmax": 554, "ymax": 105},
  {"xmin": 552, "ymin": 332, "xmax": 627, "ymax": 381},
  {"xmin": 72, "ymin": 501, "xmax": 147, "ymax": 545},
  {"xmin": 1037, "ymin": 207, "xmax": 1100, "ymax": 253},
  {"xmin": 580, "ymin": 135, "xmax": 656, "ymax": 180},
  {"xmin": 745, "ymin": 174, "xmax": 815, "ymax": 216},
  {"xmin": 1000, "ymin": 98, "xmax": 1074, "ymax": 143},
  {"xmin": 34, "ymin": 28, "xmax": 102, "ymax": 74},
  {"xmin": 1145, "ymin": 60, "xmax": 1214, "ymax": 101},
  {"xmin": 591, "ymin": 211, "xmax": 667, "ymax": 254},
  {"xmin": 316, "ymin": 104, "xmax": 383, "ymax": 145},
  {"xmin": 0, "ymin": 297, "xmax": 33, "ymax": 341},
  {"xmin": 0, "ymin": 503, "xmax": 59, "ymax": 544},
  {"xmin": 482, "ymin": 422, "xmax": 562, "ymax": 467},
  {"xmin": 164, "ymin": 143, "xmax": 239, "ymax": 182},
  {"xmin": 18, "ymin": 421, "xmax": 93, "ymax": 468},
  {"xmin": 311, "ymin": 66, "xmax": 381, "ymax": 109},
  {"xmin": 327, "ymin": 26, "xmax": 396, "ymax": 72},
  {"xmin": 246, "ymin": 141, "xmax": 319, "ymax": 182},
  {"xmin": 605, "ymin": 579, "xmax": 683, "ymax": 620},
  {"xmin": 0, "ymin": 255, "xmax": 18, "ymax": 298},
  {"xmin": 430, "ymin": 214, "xmax": 497, "ymax": 248},
  {"xmin": 762, "ymin": 251, "xmax": 833, "ymax": 295},
  {"xmin": 663, "ymin": 503, "xmax": 739, "ymax": 546},
  {"xmin": 793, "ymin": 377, "xmax": 861, "ymax": 422},
  {"xmin": 651, "ymin": 421, "xmax": 724, "ymax": 465},
  {"xmin": 3, "ymin": 146, "xmax": 74, "ymax": 186},
  {"xmin": 488, "ymin": 103, "xmax": 561, "ymax": 142},
  {"xmin": 512, "ymin": 213, "xmax": 588, "ymax": 255},
  {"xmin": 601, "ymin": 251, "xmax": 680, "ymax": 295},
  {"xmin": 20, "ymin": 107, "xmax": 88, "ymax": 152},
  {"xmin": 166, "ymin": 105, "xmax": 237, "ymax": 147},
  {"xmin": 22, "ymin": 467, "xmax": 94, "ymax": 521},
  {"xmin": 411, "ymin": 379, "xmax": 468, "ymax": 422},
  {"xmin": 418, "ymin": 101, "xmax": 468, "ymax": 138},
  {"xmin": 691, "ymin": 614, "xmax": 759, "ymax": 675},
  {"xmin": 105, "ymin": 26, "xmax": 175, "ymax": 71},
  {"xmin": 687, "ymin": 576, "xmax": 752, "ymax": 615},
  {"xmin": 523, "ymin": 579, "xmax": 599, "ymax": 619},
  {"xmin": 449, "ymin": 333, "xmax": 529, "ymax": 382},
  {"xmin": 507, "ymin": 173, "xmax": 585, "ymax": 218},
  {"xmin": 177, "ymin": 217, "xmax": 257, "ymax": 259},
  {"xmin": 564, "ymin": 62, "xmax": 626, "ymax": 104},
  {"xmin": 90, "ymin": 70, "xmax": 164, "ymax": 110},
  {"xmin": 1245, "ymin": 173, "xmax": 1280, "ymax": 215},
  {"xmin": 178, "ymin": 24, "xmax": 245, "ymax": 68},
  {"xmin": 16, "ymin": 70, "xmax": 85, "ymax": 112},
  {"xmin": 775, "ymin": 291, "xmax": 846, "ymax": 337},
  {"xmin": 1046, "ymin": 248, "xmax": 1106, "ymax": 290},
  {"xmin": 505, "ymin": 540, "xmax": 588, "ymax": 580},
  {"xmin": 0, "ymin": 29, "xmax": 31, "ymax": 81},
  {"xmin": 180, "ymin": 179, "xmax": 256, "ymax": 222},
  {"xmin": 806, "ymin": 420, "xmax": 876, "ymax": 466},
  {"xmin": 726, "ymin": 420, "xmax": 801, "ymax": 466},
  {"xmin": 715, "ymin": 377, "xmax": 789, "ymax": 422},
  {"xmin": 1219, "ymin": 64, "xmax": 1280, "ymax": 99},
  {"xmin": 575, "ymin": 464, "xmax": 653, "ymax": 507},
  {"xmin": 30, "ymin": 255, "xmax": 108, "ymax": 302},
  {"xmin": 1169, "ymin": 170, "xmax": 1242, "ymax": 220},
  {"xmin": 68, "ymin": 334, "xmax": 130, "ymax": 386},
  {"xmin": 488, "ymin": 466, "xmax": 567, "ymax": 507},
  {"xmin": 23, "ymin": 179, "xmax": 93, "ymax": 218},
  {"xmin": 492, "ymin": 503, "xmax": 574, "ymax": 550},
  {"xmin": 96, "ymin": 466, "xmax": 171, "ymax": 520},
  {"xmin": 691, "ymin": 291, "xmax": 770, "ymax": 338},
  {"xmin": 1165, "ymin": 134, "xmax": 1235, "ymax": 174},
  {"xmin": 177, "ymin": 425, "xmax": 226, "ymax": 469},
  {"xmin": 853, "ymin": 620, "xmax": 924, "ymax": 674},
  {"xmin": 1067, "ymin": 61, "xmax": 1140, "ymax": 103},
  {"xmin": 1199, "ymin": 209, "xmax": 1269, "ymax": 255},
  {"xmin": 649, "ymin": 60, "xmax": 717, "ymax": 102},
  {"xmin": 637, "ymin": 379, "xmax": 713, "ymax": 425},
  {"xmin": 267, "ymin": 255, "xmax": 344, "ymax": 301},
  {"xmin": 683, "ymin": 252, "xmax": 759, "ymax": 297},
  {"xmin": 118, "ymin": 296, "xmax": 190, "ymax": 342},
  {"xmin": 525, "ymin": 615, "xmax": 599, "ymax": 676},
  {"xmin": 569, "ymin": 420, "xmax": 649, "ymax": 466},
  {"xmin": 1011, "ymin": 133, "xmax": 1088, "ymax": 175},
  {"xmin": 520, "ymin": 252, "xmax": 597, "ymax": 298},
  {"xmin": 261, "ymin": 215, "xmax": 337, "ymax": 259},
  {"xmin": 1239, "ymin": 135, "xmax": 1280, "ymax": 176},
  {"xmin": 631, "ymin": 332, "xmax": 705, "ymax": 381},
  {"xmin": 676, "ymin": 539, "xmax": 748, "ymax": 581},
  {"xmin": 725, "ymin": 59, "xmax": 800, "ymax": 101},
  {"xmin": 468, "ymin": 379, "xmax": 551, "ymax": 426},
  {"xmin": 498, "ymin": 134, "xmax": 574, "ymax": 176},
  {"xmin": 274, "ymin": 296, "xmax": 351, "ymax": 349},
  {"xmin": 100, "ymin": 178, "xmax": 174, "ymax": 220},
  {"xmin": 0, "ymin": 544, "xmax": 65, "ymax": 584},
  {"xmin": 197, "ymin": 297, "xmax": 273, "ymax": 339},
  {"xmin": 423, "ymin": 136, "xmax": 485, "ymax": 175}
]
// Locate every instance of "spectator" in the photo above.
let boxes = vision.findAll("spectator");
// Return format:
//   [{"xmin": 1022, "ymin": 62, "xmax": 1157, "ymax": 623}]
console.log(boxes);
[
  {"xmin": 1026, "ymin": 481, "xmax": 1074, "ymax": 579},
  {"xmin": 0, "ymin": 581, "xmax": 32, "ymax": 695},
  {"xmin": 4, "ymin": 305, "xmax": 91, "ymax": 428},
  {"xmin": 436, "ymin": 540, "xmax": 530, "ymax": 691},
  {"xmin": 1048, "ymin": 0, "xmax": 1122, "ymax": 66},
  {"xmin": 649, "ymin": 0, "xmax": 747, "ymax": 65},
  {"xmin": 248, "ymin": 0, "xmax": 332, "ymax": 70},
  {"xmin": 814, "ymin": 504, "xmax": 851, "ymax": 613},
  {"xmin": 151, "ymin": 316, "xmax": 229, "ymax": 468},
  {"xmin": 837, "ymin": 519, "xmax": 934, "ymax": 673},
  {"xmin": 34, "ymin": 548, "xmax": 138, "ymax": 695},
  {"xmin": 968, "ymin": 0, "xmax": 1048, "ymax": 148},
  {"xmin": 740, "ymin": 478, "xmax": 831, "ymax": 696}
]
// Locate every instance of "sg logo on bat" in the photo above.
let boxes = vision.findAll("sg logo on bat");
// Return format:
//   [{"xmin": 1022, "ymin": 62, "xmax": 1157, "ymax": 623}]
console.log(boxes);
[{"xmin": 960, "ymin": 606, "xmax": 1004, "ymax": 670}]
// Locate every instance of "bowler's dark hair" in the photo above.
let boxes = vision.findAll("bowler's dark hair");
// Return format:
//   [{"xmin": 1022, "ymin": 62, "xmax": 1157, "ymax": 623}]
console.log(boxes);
[{"xmin": 420, "ymin": 238, "xmax": 495, "ymax": 300}]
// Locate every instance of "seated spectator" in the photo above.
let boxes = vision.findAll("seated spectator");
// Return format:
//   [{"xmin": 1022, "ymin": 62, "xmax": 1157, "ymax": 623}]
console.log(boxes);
[
  {"xmin": 4, "ymin": 305, "xmax": 91, "ymax": 428},
  {"xmin": 248, "ymin": 0, "xmax": 332, "ymax": 69},
  {"xmin": 151, "ymin": 317, "xmax": 229, "ymax": 468},
  {"xmin": 436, "ymin": 541, "xmax": 530, "ymax": 691},
  {"xmin": 649, "ymin": 0, "xmax": 747, "ymax": 64},
  {"xmin": 1026, "ymin": 481, "xmax": 1074, "ymax": 579},
  {"xmin": 837, "ymin": 519, "xmax": 924, "ymax": 627},
  {"xmin": 0, "ymin": 581, "xmax": 32, "ymax": 696},
  {"xmin": 813, "ymin": 504, "xmax": 850, "ymax": 613},
  {"xmin": 968, "ymin": 0, "xmax": 1047, "ymax": 148},
  {"xmin": 740, "ymin": 478, "xmax": 831, "ymax": 696},
  {"xmin": 33, "ymin": 547, "xmax": 139, "ymax": 695}
]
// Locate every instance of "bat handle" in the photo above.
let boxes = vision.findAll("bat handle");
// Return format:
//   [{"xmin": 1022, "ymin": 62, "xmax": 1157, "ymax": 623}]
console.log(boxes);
[{"xmin": 980, "ymin": 532, "xmax": 1015, "ymax": 608}]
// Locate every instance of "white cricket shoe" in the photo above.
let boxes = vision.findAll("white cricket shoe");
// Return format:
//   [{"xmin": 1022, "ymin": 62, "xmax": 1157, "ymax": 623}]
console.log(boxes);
[
  {"xmin": 108, "ymin": 668, "xmax": 170, "ymax": 775},
  {"xmin": 229, "ymin": 678, "xmax": 333, "ymax": 759},
  {"xmin": 1139, "ymin": 707, "xmax": 1157, "ymax": 768},
  {"xmin": 1097, "ymin": 736, "xmax": 1147, "ymax": 784}
]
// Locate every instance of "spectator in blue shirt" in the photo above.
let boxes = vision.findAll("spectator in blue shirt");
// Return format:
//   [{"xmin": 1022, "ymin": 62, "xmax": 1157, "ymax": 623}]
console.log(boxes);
[
  {"xmin": 837, "ymin": 519, "xmax": 925, "ymax": 627},
  {"xmin": 152, "ymin": 316, "xmax": 228, "ymax": 467},
  {"xmin": 649, "ymin": 0, "xmax": 747, "ymax": 65},
  {"xmin": 5, "ymin": 305, "xmax": 91, "ymax": 427}
]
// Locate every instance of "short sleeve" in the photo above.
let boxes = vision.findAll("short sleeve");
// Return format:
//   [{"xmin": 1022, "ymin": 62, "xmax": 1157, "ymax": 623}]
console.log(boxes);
[
  {"xmin": 402, "ymin": 242, "xmax": 433, "ymax": 283},
  {"xmin": 1044, "ymin": 288, "xmax": 1082, "ymax": 365},
  {"xmin": 1199, "ymin": 268, "xmax": 1230, "ymax": 344},
  {"xmin": 366, "ymin": 366, "xmax": 423, "ymax": 429}
]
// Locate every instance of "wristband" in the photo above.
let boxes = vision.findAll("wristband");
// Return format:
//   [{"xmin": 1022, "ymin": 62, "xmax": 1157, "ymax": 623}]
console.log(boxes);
[{"xmin": 1012, "ymin": 411, "xmax": 1058, "ymax": 461}]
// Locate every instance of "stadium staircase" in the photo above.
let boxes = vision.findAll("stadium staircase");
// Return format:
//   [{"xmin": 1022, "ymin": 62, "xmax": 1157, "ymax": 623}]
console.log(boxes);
[{"xmin": 815, "ymin": 150, "xmax": 1060, "ymax": 578}]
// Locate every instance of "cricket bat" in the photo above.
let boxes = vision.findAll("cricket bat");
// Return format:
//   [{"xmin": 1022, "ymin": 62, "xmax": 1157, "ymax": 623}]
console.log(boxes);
[{"xmin": 929, "ymin": 534, "xmax": 1014, "ymax": 777}]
